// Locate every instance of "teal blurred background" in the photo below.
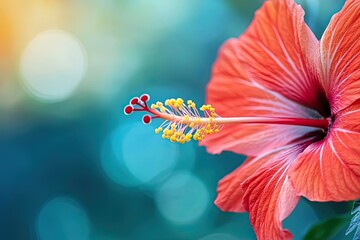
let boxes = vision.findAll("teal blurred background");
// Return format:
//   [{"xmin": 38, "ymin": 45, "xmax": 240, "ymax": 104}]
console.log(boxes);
[{"xmin": 0, "ymin": 0, "xmax": 352, "ymax": 239}]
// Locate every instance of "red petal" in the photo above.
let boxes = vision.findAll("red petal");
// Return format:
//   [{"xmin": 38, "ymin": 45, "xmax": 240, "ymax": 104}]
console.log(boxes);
[
  {"xmin": 234, "ymin": 0, "xmax": 326, "ymax": 115},
  {"xmin": 289, "ymin": 100, "xmax": 360, "ymax": 201},
  {"xmin": 241, "ymin": 146, "xmax": 304, "ymax": 240},
  {"xmin": 215, "ymin": 155, "xmax": 267, "ymax": 212},
  {"xmin": 201, "ymin": 39, "xmax": 321, "ymax": 156},
  {"xmin": 320, "ymin": 0, "xmax": 360, "ymax": 114}
]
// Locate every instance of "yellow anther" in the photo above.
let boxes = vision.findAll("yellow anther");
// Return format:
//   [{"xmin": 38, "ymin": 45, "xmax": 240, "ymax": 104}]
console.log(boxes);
[
  {"xmin": 185, "ymin": 133, "xmax": 192, "ymax": 142},
  {"xmin": 194, "ymin": 132, "xmax": 203, "ymax": 141},
  {"xmin": 183, "ymin": 115, "xmax": 190, "ymax": 122},
  {"xmin": 170, "ymin": 136, "xmax": 177, "ymax": 142},
  {"xmin": 155, "ymin": 127, "xmax": 162, "ymax": 134},
  {"xmin": 185, "ymin": 100, "xmax": 194, "ymax": 109},
  {"xmin": 206, "ymin": 129, "xmax": 214, "ymax": 134},
  {"xmin": 177, "ymin": 98, "xmax": 184, "ymax": 105},
  {"xmin": 148, "ymin": 98, "xmax": 221, "ymax": 144}
]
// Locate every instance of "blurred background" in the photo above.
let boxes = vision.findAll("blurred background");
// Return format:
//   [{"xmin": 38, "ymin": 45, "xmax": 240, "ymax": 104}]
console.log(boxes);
[{"xmin": 0, "ymin": 0, "xmax": 352, "ymax": 239}]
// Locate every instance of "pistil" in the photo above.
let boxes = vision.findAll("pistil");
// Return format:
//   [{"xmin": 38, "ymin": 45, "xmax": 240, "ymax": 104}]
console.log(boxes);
[
  {"xmin": 155, "ymin": 113, "xmax": 329, "ymax": 129},
  {"xmin": 124, "ymin": 94, "xmax": 330, "ymax": 143}
]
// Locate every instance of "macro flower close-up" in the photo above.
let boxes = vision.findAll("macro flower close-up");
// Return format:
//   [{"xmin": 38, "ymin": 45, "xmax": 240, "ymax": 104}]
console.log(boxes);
[
  {"xmin": 2, "ymin": 0, "xmax": 359, "ymax": 239},
  {"xmin": 126, "ymin": 0, "xmax": 360, "ymax": 239}
]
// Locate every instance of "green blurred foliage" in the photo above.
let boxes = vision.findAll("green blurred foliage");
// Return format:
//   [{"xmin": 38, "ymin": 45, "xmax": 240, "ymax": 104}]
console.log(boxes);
[{"xmin": 304, "ymin": 216, "xmax": 350, "ymax": 240}]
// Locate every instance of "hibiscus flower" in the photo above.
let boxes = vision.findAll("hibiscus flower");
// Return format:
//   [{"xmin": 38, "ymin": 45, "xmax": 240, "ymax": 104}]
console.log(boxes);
[{"xmin": 124, "ymin": 0, "xmax": 360, "ymax": 239}]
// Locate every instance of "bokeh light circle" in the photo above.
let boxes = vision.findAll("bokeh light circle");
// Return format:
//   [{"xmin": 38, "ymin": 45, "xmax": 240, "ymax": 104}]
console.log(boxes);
[
  {"xmin": 36, "ymin": 197, "xmax": 90, "ymax": 240},
  {"xmin": 100, "ymin": 125, "xmax": 138, "ymax": 187},
  {"xmin": 101, "ymin": 122, "xmax": 179, "ymax": 187},
  {"xmin": 120, "ymin": 122, "xmax": 179, "ymax": 185},
  {"xmin": 155, "ymin": 171, "xmax": 210, "ymax": 225},
  {"xmin": 20, "ymin": 29, "xmax": 87, "ymax": 102}
]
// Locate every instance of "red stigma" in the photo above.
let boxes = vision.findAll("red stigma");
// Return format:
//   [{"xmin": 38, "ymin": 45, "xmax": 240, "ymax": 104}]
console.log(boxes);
[
  {"xmin": 130, "ymin": 97, "xmax": 139, "ymax": 105},
  {"xmin": 140, "ymin": 94, "xmax": 150, "ymax": 102},
  {"xmin": 124, "ymin": 94, "xmax": 156, "ymax": 124},
  {"xmin": 124, "ymin": 105, "xmax": 134, "ymax": 115},
  {"xmin": 142, "ymin": 115, "xmax": 152, "ymax": 124}
]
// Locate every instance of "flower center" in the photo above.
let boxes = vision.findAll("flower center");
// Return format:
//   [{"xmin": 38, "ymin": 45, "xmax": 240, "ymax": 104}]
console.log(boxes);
[{"xmin": 124, "ymin": 94, "xmax": 331, "ymax": 144}]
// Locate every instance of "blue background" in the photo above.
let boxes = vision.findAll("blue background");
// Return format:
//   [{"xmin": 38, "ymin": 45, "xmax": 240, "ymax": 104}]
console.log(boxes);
[{"xmin": 0, "ymin": 0, "xmax": 353, "ymax": 239}]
